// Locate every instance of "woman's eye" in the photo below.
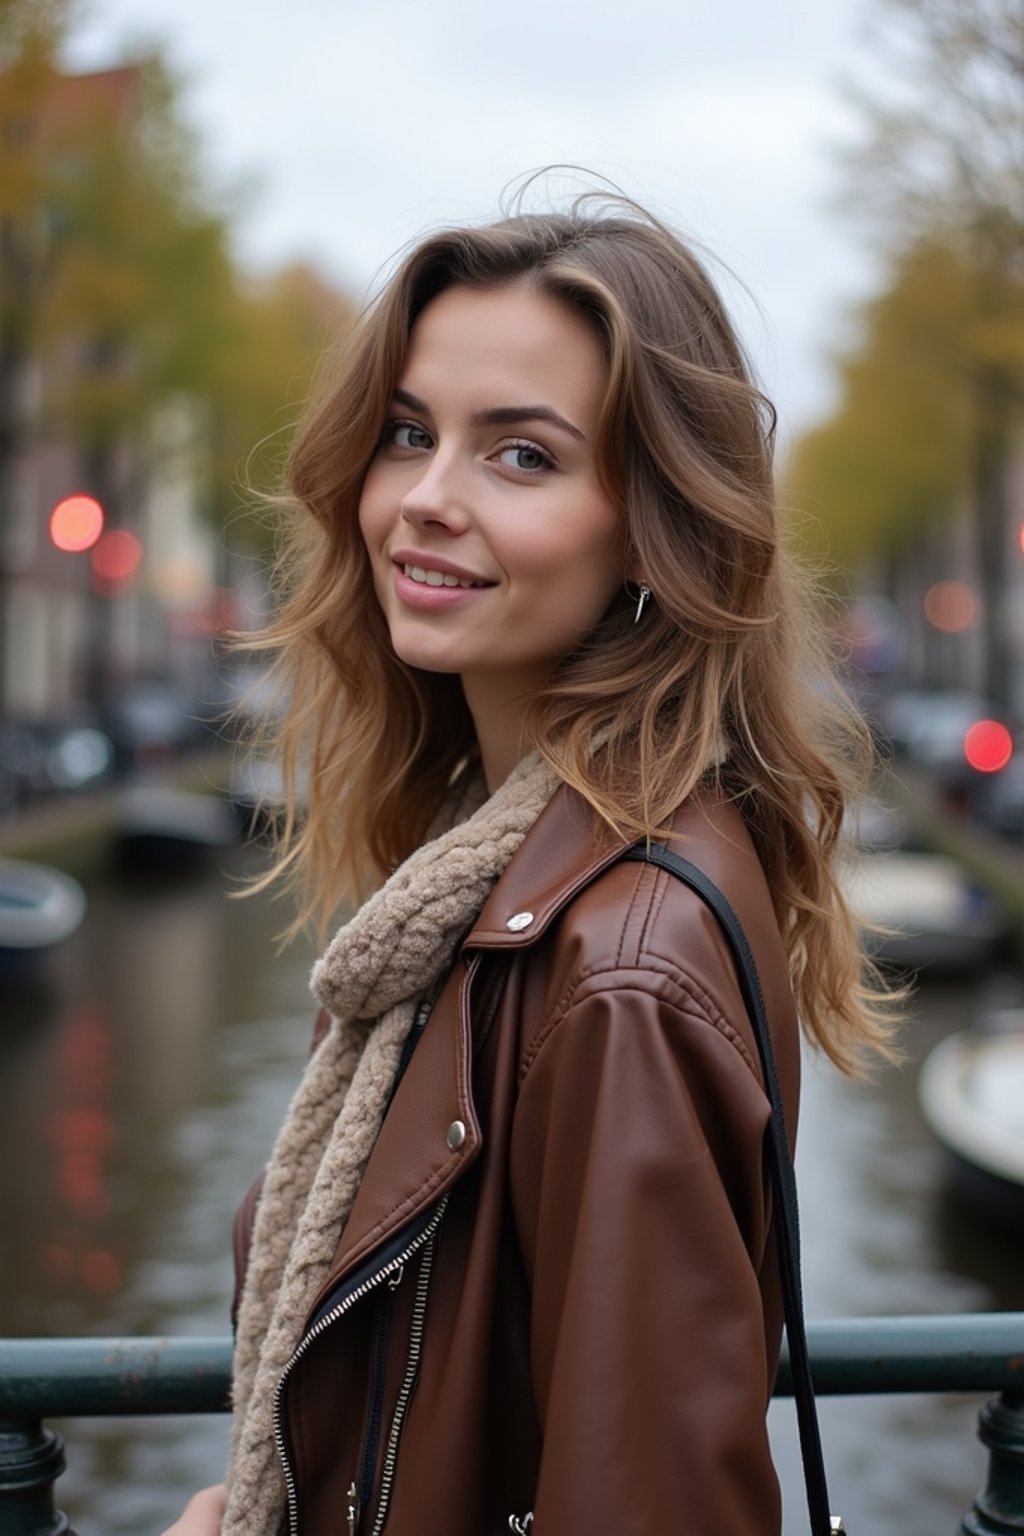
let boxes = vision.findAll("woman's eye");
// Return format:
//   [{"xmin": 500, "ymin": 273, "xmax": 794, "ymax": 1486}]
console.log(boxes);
[
  {"xmin": 383, "ymin": 420, "xmax": 432, "ymax": 451},
  {"xmin": 497, "ymin": 442, "xmax": 553, "ymax": 474}
]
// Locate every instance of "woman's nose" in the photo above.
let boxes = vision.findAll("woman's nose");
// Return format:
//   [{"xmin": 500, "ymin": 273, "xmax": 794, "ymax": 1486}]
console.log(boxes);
[{"xmin": 400, "ymin": 454, "xmax": 471, "ymax": 534}]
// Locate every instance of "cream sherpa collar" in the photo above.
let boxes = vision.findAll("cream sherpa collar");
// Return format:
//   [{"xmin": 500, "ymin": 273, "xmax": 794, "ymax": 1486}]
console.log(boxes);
[{"xmin": 223, "ymin": 750, "xmax": 559, "ymax": 1536}]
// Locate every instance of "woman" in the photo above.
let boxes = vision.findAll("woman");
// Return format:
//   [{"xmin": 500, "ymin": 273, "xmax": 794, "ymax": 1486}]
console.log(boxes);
[{"xmin": 167, "ymin": 196, "xmax": 894, "ymax": 1536}]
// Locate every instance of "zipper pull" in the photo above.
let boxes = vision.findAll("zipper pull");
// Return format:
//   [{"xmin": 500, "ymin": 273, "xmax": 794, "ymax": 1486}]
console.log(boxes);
[
  {"xmin": 346, "ymin": 1481, "xmax": 361, "ymax": 1535},
  {"xmin": 387, "ymin": 1263, "xmax": 405, "ymax": 1290}
]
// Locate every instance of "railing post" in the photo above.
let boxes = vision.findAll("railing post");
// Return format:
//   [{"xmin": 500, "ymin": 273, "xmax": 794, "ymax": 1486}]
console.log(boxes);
[
  {"xmin": 961, "ymin": 1392, "xmax": 1024, "ymax": 1534},
  {"xmin": 0, "ymin": 1421, "xmax": 75, "ymax": 1536}
]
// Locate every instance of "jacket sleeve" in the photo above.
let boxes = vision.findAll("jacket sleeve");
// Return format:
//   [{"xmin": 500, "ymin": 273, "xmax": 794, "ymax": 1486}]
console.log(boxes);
[{"xmin": 508, "ymin": 976, "xmax": 782, "ymax": 1536}]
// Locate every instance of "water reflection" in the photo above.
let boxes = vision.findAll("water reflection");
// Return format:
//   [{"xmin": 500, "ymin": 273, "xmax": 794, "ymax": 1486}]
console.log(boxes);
[{"xmin": 0, "ymin": 846, "xmax": 1021, "ymax": 1533}]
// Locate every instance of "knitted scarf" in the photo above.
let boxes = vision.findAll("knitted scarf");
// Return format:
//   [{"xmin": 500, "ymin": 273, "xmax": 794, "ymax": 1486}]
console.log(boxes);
[{"xmin": 223, "ymin": 750, "xmax": 559, "ymax": 1536}]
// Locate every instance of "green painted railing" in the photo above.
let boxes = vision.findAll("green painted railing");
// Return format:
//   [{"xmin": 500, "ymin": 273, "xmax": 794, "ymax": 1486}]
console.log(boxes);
[{"xmin": 1, "ymin": 1315, "xmax": 1023, "ymax": 1533}]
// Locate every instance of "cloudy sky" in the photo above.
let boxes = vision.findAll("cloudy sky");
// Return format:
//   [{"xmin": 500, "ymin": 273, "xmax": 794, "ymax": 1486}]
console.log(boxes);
[{"xmin": 68, "ymin": 0, "xmax": 888, "ymax": 438}]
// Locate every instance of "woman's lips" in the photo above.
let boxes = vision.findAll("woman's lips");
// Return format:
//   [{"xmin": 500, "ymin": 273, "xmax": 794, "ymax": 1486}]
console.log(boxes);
[
  {"xmin": 390, "ymin": 549, "xmax": 492, "ymax": 583},
  {"xmin": 393, "ymin": 566, "xmax": 493, "ymax": 610}
]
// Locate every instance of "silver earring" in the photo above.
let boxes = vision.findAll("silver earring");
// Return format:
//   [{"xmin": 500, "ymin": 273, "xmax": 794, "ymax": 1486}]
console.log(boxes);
[{"xmin": 632, "ymin": 582, "xmax": 651, "ymax": 624}]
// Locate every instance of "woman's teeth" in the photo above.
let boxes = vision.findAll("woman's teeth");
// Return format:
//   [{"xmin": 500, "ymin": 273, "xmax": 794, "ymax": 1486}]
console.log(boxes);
[{"xmin": 404, "ymin": 564, "xmax": 484, "ymax": 589}]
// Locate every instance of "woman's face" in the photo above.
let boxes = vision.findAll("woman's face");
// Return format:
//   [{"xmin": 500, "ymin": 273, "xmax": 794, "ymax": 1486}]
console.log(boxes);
[{"xmin": 358, "ymin": 283, "xmax": 623, "ymax": 702}]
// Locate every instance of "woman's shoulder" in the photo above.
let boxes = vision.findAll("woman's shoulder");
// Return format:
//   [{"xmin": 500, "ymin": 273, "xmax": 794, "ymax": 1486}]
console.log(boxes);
[
  {"xmin": 467, "ymin": 784, "xmax": 797, "ymax": 1073},
  {"xmin": 480, "ymin": 785, "xmax": 801, "ymax": 1141},
  {"xmin": 549, "ymin": 794, "xmax": 788, "ymax": 1013}
]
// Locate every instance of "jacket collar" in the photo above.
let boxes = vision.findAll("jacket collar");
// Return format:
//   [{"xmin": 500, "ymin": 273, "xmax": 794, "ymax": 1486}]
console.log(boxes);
[{"xmin": 465, "ymin": 783, "xmax": 629, "ymax": 951}]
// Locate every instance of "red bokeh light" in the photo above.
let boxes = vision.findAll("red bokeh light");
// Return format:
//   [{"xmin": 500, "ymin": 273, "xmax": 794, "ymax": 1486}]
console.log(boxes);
[
  {"xmin": 923, "ymin": 581, "xmax": 977, "ymax": 634},
  {"xmin": 964, "ymin": 720, "xmax": 1013, "ymax": 774},
  {"xmin": 91, "ymin": 530, "xmax": 142, "ymax": 586},
  {"xmin": 49, "ymin": 495, "xmax": 104, "ymax": 552}
]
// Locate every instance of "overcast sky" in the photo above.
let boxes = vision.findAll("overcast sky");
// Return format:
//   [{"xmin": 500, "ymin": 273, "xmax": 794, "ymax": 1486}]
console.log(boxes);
[{"xmin": 68, "ymin": 0, "xmax": 888, "ymax": 439}]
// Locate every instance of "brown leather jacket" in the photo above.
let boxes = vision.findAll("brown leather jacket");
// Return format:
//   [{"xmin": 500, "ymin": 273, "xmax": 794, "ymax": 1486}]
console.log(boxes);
[{"xmin": 233, "ymin": 785, "xmax": 801, "ymax": 1536}]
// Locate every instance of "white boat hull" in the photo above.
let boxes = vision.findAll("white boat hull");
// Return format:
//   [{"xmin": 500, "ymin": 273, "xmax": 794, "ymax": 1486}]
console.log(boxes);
[
  {"xmin": 918, "ymin": 1029, "xmax": 1024, "ymax": 1224},
  {"xmin": 0, "ymin": 858, "xmax": 87, "ymax": 952}
]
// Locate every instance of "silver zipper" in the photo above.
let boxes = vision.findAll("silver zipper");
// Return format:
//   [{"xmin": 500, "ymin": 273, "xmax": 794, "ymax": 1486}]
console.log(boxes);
[
  {"xmin": 369, "ymin": 1213, "xmax": 445, "ymax": 1536},
  {"xmin": 347, "ymin": 1481, "xmax": 361, "ymax": 1536},
  {"xmin": 272, "ymin": 1194, "xmax": 450, "ymax": 1536}
]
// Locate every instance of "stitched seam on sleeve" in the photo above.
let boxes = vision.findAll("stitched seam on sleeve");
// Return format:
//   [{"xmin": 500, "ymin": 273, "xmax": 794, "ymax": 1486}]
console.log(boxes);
[{"xmin": 520, "ymin": 969, "xmax": 760, "ymax": 1084}]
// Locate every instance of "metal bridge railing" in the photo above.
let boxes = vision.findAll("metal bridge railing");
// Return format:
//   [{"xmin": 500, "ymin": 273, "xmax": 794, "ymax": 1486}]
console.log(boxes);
[{"xmin": 2, "ymin": 1314, "xmax": 1023, "ymax": 1534}]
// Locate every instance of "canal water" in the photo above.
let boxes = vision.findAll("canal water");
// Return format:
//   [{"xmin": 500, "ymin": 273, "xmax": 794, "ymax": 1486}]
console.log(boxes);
[{"xmin": 1, "ymin": 837, "xmax": 1021, "ymax": 1534}]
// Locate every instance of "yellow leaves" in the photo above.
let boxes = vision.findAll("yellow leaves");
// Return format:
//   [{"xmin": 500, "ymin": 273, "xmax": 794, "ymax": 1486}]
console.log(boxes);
[
  {"xmin": 969, "ymin": 314, "xmax": 1024, "ymax": 371},
  {"xmin": 210, "ymin": 268, "xmax": 357, "ymax": 533},
  {"xmin": 785, "ymin": 239, "xmax": 1022, "ymax": 573}
]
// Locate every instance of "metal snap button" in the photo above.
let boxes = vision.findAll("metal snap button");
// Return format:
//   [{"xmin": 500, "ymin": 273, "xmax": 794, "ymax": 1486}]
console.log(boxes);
[
  {"xmin": 446, "ymin": 1119, "xmax": 466, "ymax": 1150},
  {"xmin": 506, "ymin": 911, "xmax": 534, "ymax": 932}
]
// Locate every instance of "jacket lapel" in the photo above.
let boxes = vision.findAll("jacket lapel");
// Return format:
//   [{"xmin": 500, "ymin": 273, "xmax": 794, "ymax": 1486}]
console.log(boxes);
[
  {"xmin": 312, "ymin": 787, "xmax": 628, "ymax": 1300},
  {"xmin": 466, "ymin": 786, "xmax": 628, "ymax": 950}
]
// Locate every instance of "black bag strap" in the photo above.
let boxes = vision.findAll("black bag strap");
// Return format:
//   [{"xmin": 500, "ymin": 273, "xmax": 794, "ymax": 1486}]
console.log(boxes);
[{"xmin": 622, "ymin": 842, "xmax": 839, "ymax": 1536}]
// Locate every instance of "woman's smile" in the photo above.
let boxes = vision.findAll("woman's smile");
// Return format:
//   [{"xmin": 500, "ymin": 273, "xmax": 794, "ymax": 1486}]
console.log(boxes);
[{"xmin": 390, "ymin": 547, "xmax": 496, "ymax": 609}]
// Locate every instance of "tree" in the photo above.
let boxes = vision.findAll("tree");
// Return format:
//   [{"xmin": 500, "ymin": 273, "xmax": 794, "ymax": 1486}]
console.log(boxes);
[
  {"xmin": 841, "ymin": 0, "xmax": 1022, "ymax": 260},
  {"xmin": 2, "ymin": 24, "xmax": 350, "ymax": 537},
  {"xmin": 0, "ymin": 8, "xmax": 356, "ymax": 712},
  {"xmin": 18, "ymin": 58, "xmax": 238, "ymax": 506},
  {"xmin": 791, "ymin": 0, "xmax": 1024, "ymax": 702},
  {"xmin": 209, "ymin": 263, "xmax": 355, "ymax": 557},
  {"xmin": 0, "ymin": 0, "xmax": 75, "ymax": 694},
  {"xmin": 789, "ymin": 241, "xmax": 1023, "ymax": 565}
]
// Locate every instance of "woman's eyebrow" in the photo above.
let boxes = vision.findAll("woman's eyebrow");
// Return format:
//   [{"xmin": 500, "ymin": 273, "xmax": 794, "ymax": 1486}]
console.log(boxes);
[
  {"xmin": 391, "ymin": 387, "xmax": 585, "ymax": 442},
  {"xmin": 469, "ymin": 404, "xmax": 586, "ymax": 441},
  {"xmin": 392, "ymin": 386, "xmax": 432, "ymax": 415}
]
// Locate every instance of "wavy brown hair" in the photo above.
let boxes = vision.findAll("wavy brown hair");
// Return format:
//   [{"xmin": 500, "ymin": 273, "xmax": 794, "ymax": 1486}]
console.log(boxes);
[{"xmin": 246, "ymin": 193, "xmax": 898, "ymax": 1071}]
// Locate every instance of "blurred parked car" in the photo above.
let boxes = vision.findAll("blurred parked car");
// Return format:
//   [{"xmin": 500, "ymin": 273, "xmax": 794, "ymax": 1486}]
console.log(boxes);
[
  {"xmin": 0, "ymin": 722, "xmax": 48, "ymax": 812},
  {"xmin": 877, "ymin": 687, "xmax": 1016, "ymax": 798},
  {"xmin": 44, "ymin": 724, "xmax": 115, "ymax": 791},
  {"xmin": 103, "ymin": 680, "xmax": 205, "ymax": 772},
  {"xmin": 876, "ymin": 687, "xmax": 939, "ymax": 756},
  {"xmin": 0, "ymin": 715, "xmax": 115, "ymax": 811},
  {"xmin": 971, "ymin": 749, "xmax": 1024, "ymax": 840}
]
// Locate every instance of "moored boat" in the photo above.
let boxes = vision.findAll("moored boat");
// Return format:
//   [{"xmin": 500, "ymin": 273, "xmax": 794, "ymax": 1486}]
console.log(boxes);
[
  {"xmin": 0, "ymin": 857, "xmax": 87, "ymax": 954},
  {"xmin": 112, "ymin": 786, "xmax": 238, "ymax": 870},
  {"xmin": 918, "ymin": 1021, "xmax": 1024, "ymax": 1225}
]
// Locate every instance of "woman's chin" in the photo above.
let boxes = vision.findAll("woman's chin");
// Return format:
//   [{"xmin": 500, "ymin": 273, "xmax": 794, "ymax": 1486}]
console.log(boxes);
[{"xmin": 390, "ymin": 639, "xmax": 465, "ymax": 677}]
